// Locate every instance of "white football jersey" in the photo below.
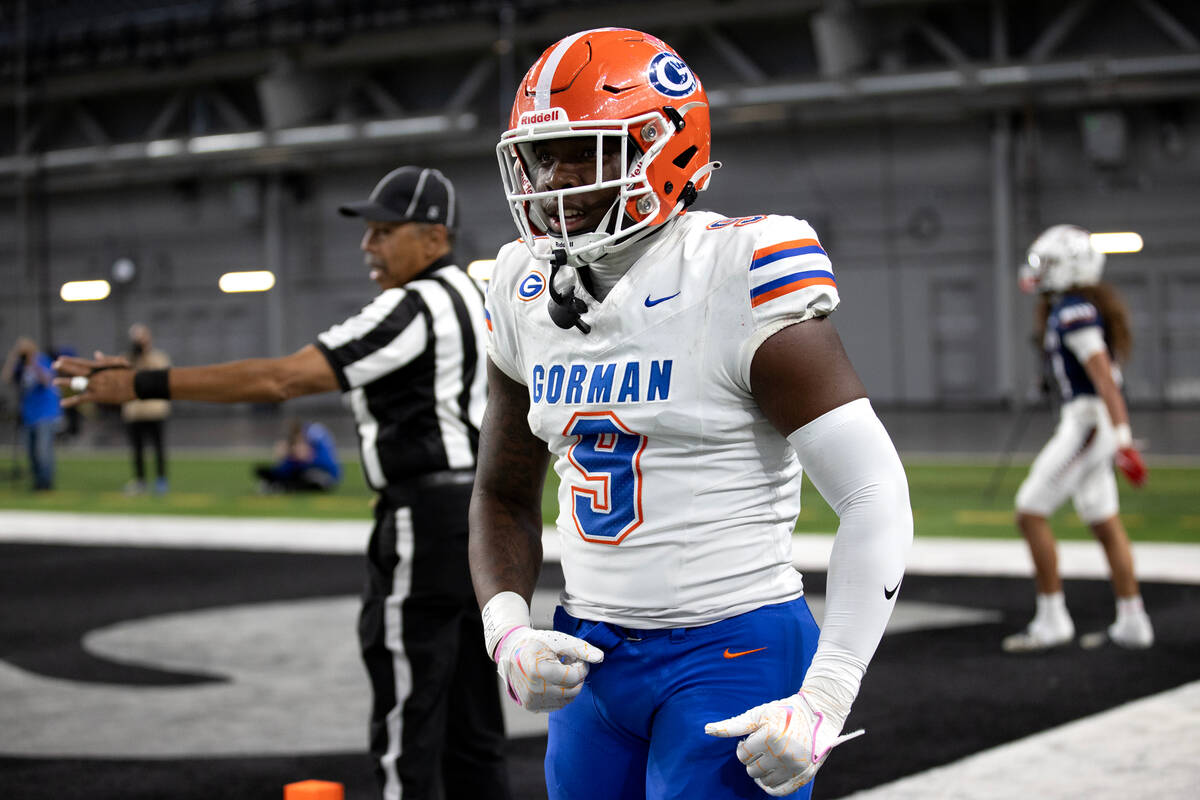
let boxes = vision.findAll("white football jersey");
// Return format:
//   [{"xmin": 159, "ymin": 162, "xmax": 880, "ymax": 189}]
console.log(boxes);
[{"xmin": 486, "ymin": 211, "xmax": 841, "ymax": 628}]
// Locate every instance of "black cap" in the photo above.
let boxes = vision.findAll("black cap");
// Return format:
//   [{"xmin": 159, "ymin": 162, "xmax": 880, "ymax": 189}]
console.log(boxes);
[{"xmin": 339, "ymin": 166, "xmax": 457, "ymax": 231}]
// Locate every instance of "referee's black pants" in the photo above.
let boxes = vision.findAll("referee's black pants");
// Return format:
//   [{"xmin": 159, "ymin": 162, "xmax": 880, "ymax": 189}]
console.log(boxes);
[{"xmin": 359, "ymin": 471, "xmax": 512, "ymax": 800}]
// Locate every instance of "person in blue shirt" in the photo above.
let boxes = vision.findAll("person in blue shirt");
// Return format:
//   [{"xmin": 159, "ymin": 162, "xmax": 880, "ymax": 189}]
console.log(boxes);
[
  {"xmin": 1004, "ymin": 225, "xmax": 1153, "ymax": 652},
  {"xmin": 254, "ymin": 419, "xmax": 342, "ymax": 492},
  {"xmin": 3, "ymin": 336, "xmax": 63, "ymax": 491}
]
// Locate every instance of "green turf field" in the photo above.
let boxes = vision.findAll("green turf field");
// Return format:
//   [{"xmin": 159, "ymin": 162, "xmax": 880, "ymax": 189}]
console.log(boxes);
[
  {"xmin": 0, "ymin": 453, "xmax": 1195, "ymax": 542},
  {"xmin": 0, "ymin": 453, "xmax": 378, "ymax": 520}
]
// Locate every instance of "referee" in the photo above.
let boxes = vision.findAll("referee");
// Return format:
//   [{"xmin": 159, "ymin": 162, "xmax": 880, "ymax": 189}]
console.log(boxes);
[{"xmin": 55, "ymin": 166, "xmax": 511, "ymax": 800}]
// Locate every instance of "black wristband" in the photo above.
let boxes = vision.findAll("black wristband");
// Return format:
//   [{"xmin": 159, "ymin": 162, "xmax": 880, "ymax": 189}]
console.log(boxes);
[{"xmin": 133, "ymin": 368, "xmax": 170, "ymax": 399}]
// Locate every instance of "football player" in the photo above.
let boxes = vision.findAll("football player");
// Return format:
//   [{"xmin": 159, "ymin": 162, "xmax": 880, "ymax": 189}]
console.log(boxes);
[
  {"xmin": 470, "ymin": 28, "xmax": 914, "ymax": 799},
  {"xmin": 1003, "ymin": 224, "xmax": 1154, "ymax": 652}
]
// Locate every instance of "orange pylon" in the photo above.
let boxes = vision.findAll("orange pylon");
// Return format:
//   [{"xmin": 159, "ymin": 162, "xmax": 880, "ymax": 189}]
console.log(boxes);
[{"xmin": 284, "ymin": 779, "xmax": 344, "ymax": 800}]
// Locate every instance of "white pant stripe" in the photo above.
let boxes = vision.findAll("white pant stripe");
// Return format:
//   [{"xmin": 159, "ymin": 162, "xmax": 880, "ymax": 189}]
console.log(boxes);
[{"xmin": 380, "ymin": 506, "xmax": 415, "ymax": 799}]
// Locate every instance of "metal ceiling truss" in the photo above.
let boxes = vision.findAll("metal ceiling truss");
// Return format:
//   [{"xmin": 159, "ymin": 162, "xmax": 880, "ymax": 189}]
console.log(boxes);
[{"xmin": 2, "ymin": 0, "xmax": 1199, "ymax": 185}]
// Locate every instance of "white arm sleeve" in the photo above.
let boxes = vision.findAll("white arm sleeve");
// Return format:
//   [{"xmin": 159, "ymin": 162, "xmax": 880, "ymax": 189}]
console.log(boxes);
[
  {"xmin": 787, "ymin": 398, "xmax": 913, "ymax": 705},
  {"xmin": 1062, "ymin": 326, "xmax": 1106, "ymax": 365}
]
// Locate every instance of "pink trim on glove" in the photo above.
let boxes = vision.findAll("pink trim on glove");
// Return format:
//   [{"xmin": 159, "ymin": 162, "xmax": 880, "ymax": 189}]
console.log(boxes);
[
  {"xmin": 799, "ymin": 691, "xmax": 831, "ymax": 761},
  {"xmin": 492, "ymin": 625, "xmax": 524, "ymax": 663}
]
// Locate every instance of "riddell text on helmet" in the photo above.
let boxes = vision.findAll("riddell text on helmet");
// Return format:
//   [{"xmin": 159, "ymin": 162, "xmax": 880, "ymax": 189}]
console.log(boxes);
[{"xmin": 519, "ymin": 108, "xmax": 567, "ymax": 126}]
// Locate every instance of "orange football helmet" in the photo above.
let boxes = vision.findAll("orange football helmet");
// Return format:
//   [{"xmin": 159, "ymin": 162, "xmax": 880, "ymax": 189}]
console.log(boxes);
[{"xmin": 496, "ymin": 27, "xmax": 719, "ymax": 265}]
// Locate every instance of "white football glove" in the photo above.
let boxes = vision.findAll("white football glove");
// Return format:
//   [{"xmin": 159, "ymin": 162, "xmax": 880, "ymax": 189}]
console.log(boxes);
[
  {"xmin": 481, "ymin": 591, "xmax": 603, "ymax": 713},
  {"xmin": 705, "ymin": 686, "xmax": 864, "ymax": 796},
  {"xmin": 493, "ymin": 626, "xmax": 604, "ymax": 712}
]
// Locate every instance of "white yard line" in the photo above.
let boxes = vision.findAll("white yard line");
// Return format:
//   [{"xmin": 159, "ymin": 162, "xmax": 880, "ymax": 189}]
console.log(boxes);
[
  {"xmin": 3, "ymin": 511, "xmax": 1198, "ymax": 583},
  {"xmin": 788, "ymin": 532, "xmax": 1200, "ymax": 584},
  {"xmin": 3, "ymin": 509, "xmax": 1198, "ymax": 795},
  {"xmin": 836, "ymin": 679, "xmax": 1200, "ymax": 800},
  {"xmin": 0, "ymin": 511, "xmax": 369, "ymax": 554}
]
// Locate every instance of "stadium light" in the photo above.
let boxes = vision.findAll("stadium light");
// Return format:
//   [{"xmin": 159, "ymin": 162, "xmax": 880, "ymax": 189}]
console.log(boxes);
[
  {"xmin": 189, "ymin": 132, "xmax": 267, "ymax": 153},
  {"xmin": 111, "ymin": 257, "xmax": 137, "ymax": 284},
  {"xmin": 218, "ymin": 270, "xmax": 276, "ymax": 293},
  {"xmin": 467, "ymin": 259, "xmax": 496, "ymax": 282},
  {"xmin": 275, "ymin": 123, "xmax": 355, "ymax": 146},
  {"xmin": 60, "ymin": 280, "xmax": 112, "ymax": 302},
  {"xmin": 146, "ymin": 138, "xmax": 184, "ymax": 158},
  {"xmin": 1091, "ymin": 232, "xmax": 1143, "ymax": 254},
  {"xmin": 364, "ymin": 112, "xmax": 476, "ymax": 139}
]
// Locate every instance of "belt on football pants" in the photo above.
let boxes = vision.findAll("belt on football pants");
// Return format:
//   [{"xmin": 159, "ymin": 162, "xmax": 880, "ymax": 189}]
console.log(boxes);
[
  {"xmin": 555, "ymin": 607, "xmax": 691, "ymax": 651},
  {"xmin": 380, "ymin": 468, "xmax": 475, "ymax": 507}
]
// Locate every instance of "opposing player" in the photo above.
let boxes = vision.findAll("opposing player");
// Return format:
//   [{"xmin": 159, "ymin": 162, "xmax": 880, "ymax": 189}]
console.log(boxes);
[
  {"xmin": 469, "ymin": 28, "xmax": 913, "ymax": 799},
  {"xmin": 1003, "ymin": 224, "xmax": 1154, "ymax": 652}
]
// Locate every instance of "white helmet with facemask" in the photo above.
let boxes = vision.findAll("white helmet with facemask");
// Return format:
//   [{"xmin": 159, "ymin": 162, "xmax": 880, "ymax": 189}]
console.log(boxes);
[{"xmin": 1021, "ymin": 224, "xmax": 1105, "ymax": 294}]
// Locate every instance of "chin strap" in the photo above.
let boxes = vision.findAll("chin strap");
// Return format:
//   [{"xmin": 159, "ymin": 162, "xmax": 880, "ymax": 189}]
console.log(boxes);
[
  {"xmin": 546, "ymin": 248, "xmax": 591, "ymax": 334},
  {"xmin": 689, "ymin": 160, "xmax": 722, "ymax": 196},
  {"xmin": 646, "ymin": 159, "xmax": 724, "ymax": 234}
]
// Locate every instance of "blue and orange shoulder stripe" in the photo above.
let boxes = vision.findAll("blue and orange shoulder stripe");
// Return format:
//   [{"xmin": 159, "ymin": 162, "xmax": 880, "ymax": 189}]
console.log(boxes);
[{"xmin": 747, "ymin": 235, "xmax": 836, "ymax": 308}]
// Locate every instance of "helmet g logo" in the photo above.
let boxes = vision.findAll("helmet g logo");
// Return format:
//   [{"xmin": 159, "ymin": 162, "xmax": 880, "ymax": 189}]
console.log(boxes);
[{"xmin": 648, "ymin": 52, "xmax": 697, "ymax": 98}]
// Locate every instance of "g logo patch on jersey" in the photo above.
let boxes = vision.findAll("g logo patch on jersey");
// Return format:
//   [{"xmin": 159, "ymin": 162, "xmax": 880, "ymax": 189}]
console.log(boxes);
[
  {"xmin": 647, "ymin": 52, "xmax": 697, "ymax": 98},
  {"xmin": 518, "ymin": 271, "xmax": 547, "ymax": 301}
]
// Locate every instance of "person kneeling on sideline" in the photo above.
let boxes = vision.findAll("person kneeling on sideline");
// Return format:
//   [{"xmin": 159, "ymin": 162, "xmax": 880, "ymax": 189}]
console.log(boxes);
[{"xmin": 255, "ymin": 419, "xmax": 341, "ymax": 493}]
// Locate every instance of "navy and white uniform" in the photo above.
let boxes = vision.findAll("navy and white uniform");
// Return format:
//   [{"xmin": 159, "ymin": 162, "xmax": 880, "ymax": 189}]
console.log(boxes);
[
  {"xmin": 1016, "ymin": 293, "xmax": 1122, "ymax": 523},
  {"xmin": 316, "ymin": 256, "xmax": 508, "ymax": 800},
  {"xmin": 487, "ymin": 212, "xmax": 841, "ymax": 799}
]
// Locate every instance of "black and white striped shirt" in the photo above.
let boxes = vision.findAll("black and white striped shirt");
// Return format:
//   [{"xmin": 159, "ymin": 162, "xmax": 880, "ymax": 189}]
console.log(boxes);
[{"xmin": 315, "ymin": 257, "xmax": 488, "ymax": 490}]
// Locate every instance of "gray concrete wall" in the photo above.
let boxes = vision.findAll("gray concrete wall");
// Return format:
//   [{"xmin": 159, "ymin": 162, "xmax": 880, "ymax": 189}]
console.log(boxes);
[{"xmin": 3, "ymin": 106, "xmax": 1198, "ymax": 411}]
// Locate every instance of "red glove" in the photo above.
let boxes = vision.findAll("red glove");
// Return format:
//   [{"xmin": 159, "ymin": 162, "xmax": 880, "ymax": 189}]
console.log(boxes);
[{"xmin": 1115, "ymin": 447, "xmax": 1147, "ymax": 488}]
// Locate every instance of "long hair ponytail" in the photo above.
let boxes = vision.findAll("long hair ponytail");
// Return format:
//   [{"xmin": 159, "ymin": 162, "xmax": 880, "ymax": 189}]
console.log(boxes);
[
  {"xmin": 1032, "ymin": 283, "xmax": 1133, "ymax": 363},
  {"xmin": 1079, "ymin": 283, "xmax": 1133, "ymax": 363}
]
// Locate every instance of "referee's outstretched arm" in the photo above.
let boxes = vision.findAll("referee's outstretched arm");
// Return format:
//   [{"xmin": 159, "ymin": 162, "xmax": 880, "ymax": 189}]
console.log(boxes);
[{"xmin": 53, "ymin": 344, "xmax": 338, "ymax": 408}]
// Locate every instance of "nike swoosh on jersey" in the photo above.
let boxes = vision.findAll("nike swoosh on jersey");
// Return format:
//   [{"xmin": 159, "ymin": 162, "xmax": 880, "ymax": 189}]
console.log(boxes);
[
  {"xmin": 644, "ymin": 291, "xmax": 680, "ymax": 307},
  {"xmin": 723, "ymin": 647, "xmax": 767, "ymax": 659},
  {"xmin": 884, "ymin": 579, "xmax": 902, "ymax": 600}
]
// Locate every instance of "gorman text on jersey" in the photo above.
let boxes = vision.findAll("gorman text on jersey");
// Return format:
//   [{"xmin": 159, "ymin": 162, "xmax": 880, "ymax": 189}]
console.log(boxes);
[{"xmin": 530, "ymin": 360, "xmax": 673, "ymax": 405}]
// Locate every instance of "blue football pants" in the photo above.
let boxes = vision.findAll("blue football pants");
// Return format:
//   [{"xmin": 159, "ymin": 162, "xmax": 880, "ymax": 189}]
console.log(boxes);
[{"xmin": 546, "ymin": 597, "xmax": 821, "ymax": 800}]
